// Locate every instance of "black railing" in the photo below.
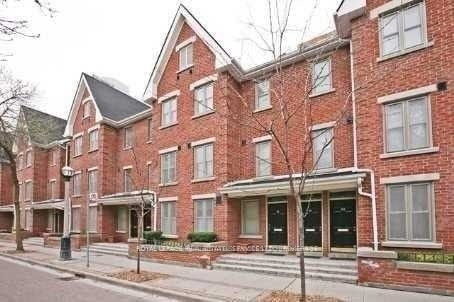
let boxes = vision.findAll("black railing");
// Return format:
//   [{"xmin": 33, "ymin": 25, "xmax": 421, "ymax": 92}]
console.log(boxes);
[{"xmin": 398, "ymin": 252, "xmax": 454, "ymax": 264}]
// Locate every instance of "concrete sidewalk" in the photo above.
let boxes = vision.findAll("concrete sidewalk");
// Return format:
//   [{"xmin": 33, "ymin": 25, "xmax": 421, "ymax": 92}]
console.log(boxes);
[{"xmin": 0, "ymin": 241, "xmax": 452, "ymax": 302}]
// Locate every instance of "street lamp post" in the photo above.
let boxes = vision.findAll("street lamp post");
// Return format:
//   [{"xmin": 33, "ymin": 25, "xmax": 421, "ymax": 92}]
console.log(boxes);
[{"xmin": 60, "ymin": 165, "xmax": 75, "ymax": 261}]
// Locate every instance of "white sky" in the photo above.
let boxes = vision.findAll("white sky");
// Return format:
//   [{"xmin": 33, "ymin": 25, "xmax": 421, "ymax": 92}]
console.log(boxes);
[{"xmin": 2, "ymin": 0, "xmax": 340, "ymax": 120}]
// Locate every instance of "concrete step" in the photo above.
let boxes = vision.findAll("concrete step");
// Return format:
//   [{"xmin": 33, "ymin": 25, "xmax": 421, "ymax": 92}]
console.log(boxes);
[
  {"xmin": 81, "ymin": 246, "xmax": 128, "ymax": 257},
  {"xmin": 211, "ymin": 263, "xmax": 357, "ymax": 284},
  {"xmin": 23, "ymin": 237, "xmax": 44, "ymax": 246},
  {"xmin": 89, "ymin": 244, "xmax": 129, "ymax": 252},
  {"xmin": 215, "ymin": 258, "xmax": 357, "ymax": 276}
]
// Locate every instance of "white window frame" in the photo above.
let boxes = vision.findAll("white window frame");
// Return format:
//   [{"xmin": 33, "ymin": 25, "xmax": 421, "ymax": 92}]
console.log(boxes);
[
  {"xmin": 88, "ymin": 205, "xmax": 97, "ymax": 233},
  {"xmin": 147, "ymin": 118, "xmax": 152, "ymax": 141},
  {"xmin": 378, "ymin": 1, "xmax": 427, "ymax": 58},
  {"xmin": 123, "ymin": 167, "xmax": 132, "ymax": 192},
  {"xmin": 49, "ymin": 180, "xmax": 57, "ymax": 199},
  {"xmin": 311, "ymin": 58, "xmax": 332, "ymax": 95},
  {"xmin": 88, "ymin": 129, "xmax": 99, "ymax": 152},
  {"xmin": 193, "ymin": 198, "xmax": 214, "ymax": 232},
  {"xmin": 386, "ymin": 182, "xmax": 435, "ymax": 242},
  {"xmin": 312, "ymin": 127, "xmax": 334, "ymax": 170},
  {"xmin": 25, "ymin": 180, "xmax": 32, "ymax": 201},
  {"xmin": 83, "ymin": 101, "xmax": 91, "ymax": 118},
  {"xmin": 255, "ymin": 140, "xmax": 272, "ymax": 177},
  {"xmin": 383, "ymin": 96, "xmax": 432, "ymax": 154},
  {"xmin": 161, "ymin": 97, "xmax": 177, "ymax": 127},
  {"xmin": 179, "ymin": 43, "xmax": 193, "ymax": 71},
  {"xmin": 123, "ymin": 126, "xmax": 133, "ymax": 149},
  {"xmin": 160, "ymin": 151, "xmax": 177, "ymax": 185},
  {"xmin": 161, "ymin": 201, "xmax": 176, "ymax": 235},
  {"xmin": 241, "ymin": 200, "xmax": 260, "ymax": 235},
  {"xmin": 17, "ymin": 154, "xmax": 23, "ymax": 170},
  {"xmin": 194, "ymin": 82, "xmax": 214, "ymax": 116},
  {"xmin": 255, "ymin": 79, "xmax": 271, "ymax": 111},
  {"xmin": 71, "ymin": 207, "xmax": 81, "ymax": 233},
  {"xmin": 116, "ymin": 206, "xmax": 128, "ymax": 232},
  {"xmin": 88, "ymin": 169, "xmax": 98, "ymax": 195},
  {"xmin": 73, "ymin": 135, "xmax": 83, "ymax": 157},
  {"xmin": 72, "ymin": 172, "xmax": 82, "ymax": 196},
  {"xmin": 193, "ymin": 143, "xmax": 214, "ymax": 179},
  {"xmin": 25, "ymin": 150, "xmax": 32, "ymax": 167}
]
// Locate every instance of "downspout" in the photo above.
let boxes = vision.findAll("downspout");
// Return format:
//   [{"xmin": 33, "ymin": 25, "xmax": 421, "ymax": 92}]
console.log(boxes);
[
  {"xmin": 347, "ymin": 39, "xmax": 379, "ymax": 251},
  {"xmin": 153, "ymin": 192, "xmax": 157, "ymax": 231}
]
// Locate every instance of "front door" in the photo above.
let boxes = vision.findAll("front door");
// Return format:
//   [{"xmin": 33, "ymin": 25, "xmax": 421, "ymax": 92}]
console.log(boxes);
[
  {"xmin": 302, "ymin": 201, "xmax": 322, "ymax": 247},
  {"xmin": 130, "ymin": 209, "xmax": 152, "ymax": 238},
  {"xmin": 268, "ymin": 202, "xmax": 287, "ymax": 246},
  {"xmin": 330, "ymin": 199, "xmax": 356, "ymax": 248}
]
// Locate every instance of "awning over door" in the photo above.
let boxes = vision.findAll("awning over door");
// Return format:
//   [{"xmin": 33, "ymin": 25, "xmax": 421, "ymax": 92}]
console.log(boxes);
[
  {"xmin": 96, "ymin": 190, "xmax": 155, "ymax": 206},
  {"xmin": 30, "ymin": 200, "xmax": 64, "ymax": 210}
]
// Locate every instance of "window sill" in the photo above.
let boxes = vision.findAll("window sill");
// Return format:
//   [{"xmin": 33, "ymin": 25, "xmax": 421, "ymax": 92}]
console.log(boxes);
[
  {"xmin": 253, "ymin": 175, "xmax": 274, "ymax": 181},
  {"xmin": 115, "ymin": 231, "xmax": 127, "ymax": 234},
  {"xmin": 123, "ymin": 147, "xmax": 133, "ymax": 151},
  {"xmin": 380, "ymin": 147, "xmax": 439, "ymax": 159},
  {"xmin": 377, "ymin": 41, "xmax": 434, "ymax": 63},
  {"xmin": 312, "ymin": 167, "xmax": 337, "ymax": 174},
  {"xmin": 191, "ymin": 177, "xmax": 216, "ymax": 183},
  {"xmin": 381, "ymin": 241, "xmax": 443, "ymax": 249},
  {"xmin": 238, "ymin": 234, "xmax": 262, "ymax": 239},
  {"xmin": 253, "ymin": 106, "xmax": 272, "ymax": 113},
  {"xmin": 159, "ymin": 122, "xmax": 179, "ymax": 130},
  {"xmin": 159, "ymin": 182, "xmax": 178, "ymax": 187},
  {"xmin": 396, "ymin": 261, "xmax": 454, "ymax": 273},
  {"xmin": 73, "ymin": 154, "xmax": 82, "ymax": 159},
  {"xmin": 82, "ymin": 116, "xmax": 90, "ymax": 120},
  {"xmin": 146, "ymin": 140, "xmax": 153, "ymax": 144},
  {"xmin": 309, "ymin": 88, "xmax": 336, "ymax": 98},
  {"xmin": 177, "ymin": 65, "xmax": 194, "ymax": 74},
  {"xmin": 88, "ymin": 148, "xmax": 98, "ymax": 153},
  {"xmin": 191, "ymin": 110, "xmax": 215, "ymax": 120},
  {"xmin": 162, "ymin": 234, "xmax": 178, "ymax": 239}
]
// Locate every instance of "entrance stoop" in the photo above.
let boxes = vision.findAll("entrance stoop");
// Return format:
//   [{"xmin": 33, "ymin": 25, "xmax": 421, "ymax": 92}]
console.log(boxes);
[{"xmin": 213, "ymin": 253, "xmax": 358, "ymax": 284}]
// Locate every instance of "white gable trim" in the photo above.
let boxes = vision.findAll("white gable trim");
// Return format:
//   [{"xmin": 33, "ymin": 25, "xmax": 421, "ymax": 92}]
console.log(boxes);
[{"xmin": 143, "ymin": 5, "xmax": 232, "ymax": 100}]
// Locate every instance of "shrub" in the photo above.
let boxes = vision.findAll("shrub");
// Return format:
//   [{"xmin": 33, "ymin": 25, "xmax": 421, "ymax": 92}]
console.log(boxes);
[
  {"xmin": 187, "ymin": 232, "xmax": 217, "ymax": 243},
  {"xmin": 144, "ymin": 231, "xmax": 163, "ymax": 244}
]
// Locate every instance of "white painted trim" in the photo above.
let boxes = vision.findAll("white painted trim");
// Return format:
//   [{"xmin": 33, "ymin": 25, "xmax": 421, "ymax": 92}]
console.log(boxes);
[
  {"xmin": 87, "ymin": 166, "xmax": 98, "ymax": 171},
  {"xmin": 252, "ymin": 135, "xmax": 272, "ymax": 143},
  {"xmin": 191, "ymin": 137, "xmax": 216, "ymax": 147},
  {"xmin": 146, "ymin": 161, "xmax": 152, "ymax": 165},
  {"xmin": 88, "ymin": 203, "xmax": 98, "ymax": 207},
  {"xmin": 238, "ymin": 234, "xmax": 263, "ymax": 239},
  {"xmin": 82, "ymin": 97, "xmax": 92, "ymax": 104},
  {"xmin": 122, "ymin": 165, "xmax": 133, "ymax": 170},
  {"xmin": 380, "ymin": 173, "xmax": 440, "ymax": 184},
  {"xmin": 370, "ymin": 0, "xmax": 415, "ymax": 19},
  {"xmin": 310, "ymin": 121, "xmax": 336, "ymax": 131},
  {"xmin": 74, "ymin": 171, "xmax": 82, "ymax": 175},
  {"xmin": 192, "ymin": 193, "xmax": 216, "ymax": 200},
  {"xmin": 377, "ymin": 84, "xmax": 438, "ymax": 104},
  {"xmin": 158, "ymin": 146, "xmax": 178, "ymax": 154},
  {"xmin": 189, "ymin": 74, "xmax": 218, "ymax": 91},
  {"xmin": 158, "ymin": 196, "xmax": 178, "ymax": 202},
  {"xmin": 87, "ymin": 124, "xmax": 100, "ymax": 133},
  {"xmin": 71, "ymin": 205, "xmax": 82, "ymax": 208},
  {"xmin": 381, "ymin": 241, "xmax": 443, "ymax": 249},
  {"xmin": 158, "ymin": 90, "xmax": 180, "ymax": 103},
  {"xmin": 73, "ymin": 132, "xmax": 83, "ymax": 139},
  {"xmin": 175, "ymin": 36, "xmax": 196, "ymax": 52},
  {"xmin": 380, "ymin": 147, "xmax": 439, "ymax": 159}
]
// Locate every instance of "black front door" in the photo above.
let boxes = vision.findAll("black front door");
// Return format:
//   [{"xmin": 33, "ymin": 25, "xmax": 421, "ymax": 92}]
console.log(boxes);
[
  {"xmin": 330, "ymin": 199, "xmax": 356, "ymax": 248},
  {"xmin": 268, "ymin": 203, "xmax": 287, "ymax": 246},
  {"xmin": 130, "ymin": 209, "xmax": 152, "ymax": 238},
  {"xmin": 302, "ymin": 201, "xmax": 322, "ymax": 247}
]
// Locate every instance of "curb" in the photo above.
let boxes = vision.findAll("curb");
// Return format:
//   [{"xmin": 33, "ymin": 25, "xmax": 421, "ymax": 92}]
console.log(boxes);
[{"xmin": 0, "ymin": 252, "xmax": 223, "ymax": 302}]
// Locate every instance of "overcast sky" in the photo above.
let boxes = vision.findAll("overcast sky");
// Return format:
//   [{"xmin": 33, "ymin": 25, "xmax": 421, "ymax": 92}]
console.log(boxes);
[{"xmin": 2, "ymin": 0, "xmax": 340, "ymax": 120}]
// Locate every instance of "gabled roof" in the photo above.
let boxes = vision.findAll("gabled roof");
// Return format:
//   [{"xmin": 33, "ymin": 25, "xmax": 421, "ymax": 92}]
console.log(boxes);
[
  {"xmin": 64, "ymin": 73, "xmax": 151, "ymax": 136},
  {"xmin": 143, "ymin": 4, "xmax": 235, "ymax": 100},
  {"xmin": 20, "ymin": 106, "xmax": 67, "ymax": 146}
]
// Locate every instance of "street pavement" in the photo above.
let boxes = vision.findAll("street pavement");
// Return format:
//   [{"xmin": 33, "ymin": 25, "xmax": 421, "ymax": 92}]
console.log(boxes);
[{"xmin": 0, "ymin": 257, "xmax": 176, "ymax": 302}]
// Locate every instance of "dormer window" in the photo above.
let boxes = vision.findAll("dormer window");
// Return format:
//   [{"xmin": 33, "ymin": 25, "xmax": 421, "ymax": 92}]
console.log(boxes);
[
  {"xmin": 179, "ymin": 43, "xmax": 193, "ymax": 71},
  {"xmin": 83, "ymin": 101, "xmax": 91, "ymax": 118}
]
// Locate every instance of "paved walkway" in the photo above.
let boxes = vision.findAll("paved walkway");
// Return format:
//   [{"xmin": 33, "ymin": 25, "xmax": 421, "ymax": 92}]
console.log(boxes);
[{"xmin": 0, "ymin": 241, "xmax": 452, "ymax": 302}]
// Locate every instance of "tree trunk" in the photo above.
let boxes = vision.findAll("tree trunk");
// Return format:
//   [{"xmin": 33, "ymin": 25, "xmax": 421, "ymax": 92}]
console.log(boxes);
[
  {"xmin": 136, "ymin": 208, "xmax": 142, "ymax": 274},
  {"xmin": 14, "ymin": 200, "xmax": 23, "ymax": 251}
]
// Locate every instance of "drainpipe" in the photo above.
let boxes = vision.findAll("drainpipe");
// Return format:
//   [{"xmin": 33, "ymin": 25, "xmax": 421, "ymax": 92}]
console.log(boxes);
[
  {"xmin": 347, "ymin": 39, "xmax": 379, "ymax": 251},
  {"xmin": 153, "ymin": 192, "xmax": 157, "ymax": 232}
]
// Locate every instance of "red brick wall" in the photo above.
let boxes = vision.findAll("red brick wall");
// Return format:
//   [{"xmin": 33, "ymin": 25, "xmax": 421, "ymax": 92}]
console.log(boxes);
[
  {"xmin": 0, "ymin": 163, "xmax": 13, "ymax": 204},
  {"xmin": 352, "ymin": 0, "xmax": 454, "ymax": 250}
]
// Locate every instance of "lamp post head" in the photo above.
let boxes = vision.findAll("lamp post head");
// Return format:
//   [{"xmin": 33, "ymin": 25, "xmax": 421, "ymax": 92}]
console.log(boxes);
[{"xmin": 61, "ymin": 166, "xmax": 75, "ymax": 180}]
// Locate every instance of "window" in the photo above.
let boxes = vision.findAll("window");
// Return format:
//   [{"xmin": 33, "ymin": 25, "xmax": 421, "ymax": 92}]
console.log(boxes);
[
  {"xmin": 25, "ymin": 209, "xmax": 32, "ymax": 231},
  {"xmin": 387, "ymin": 182, "xmax": 433, "ymax": 241},
  {"xmin": 179, "ymin": 43, "xmax": 193, "ymax": 71},
  {"xmin": 17, "ymin": 154, "xmax": 23, "ymax": 170},
  {"xmin": 194, "ymin": 83, "xmax": 214, "ymax": 115},
  {"xmin": 255, "ymin": 80, "xmax": 270, "ymax": 110},
  {"xmin": 72, "ymin": 172, "xmax": 81, "ymax": 196},
  {"xmin": 161, "ymin": 97, "xmax": 177, "ymax": 126},
  {"xmin": 384, "ymin": 97, "xmax": 430, "ymax": 153},
  {"xmin": 147, "ymin": 118, "xmax": 152, "ymax": 141},
  {"xmin": 71, "ymin": 207, "xmax": 80, "ymax": 232},
  {"xmin": 49, "ymin": 150, "xmax": 57, "ymax": 166},
  {"xmin": 312, "ymin": 128, "xmax": 333, "ymax": 170},
  {"xmin": 193, "ymin": 143, "xmax": 213, "ymax": 179},
  {"xmin": 88, "ymin": 206, "xmax": 97, "ymax": 233},
  {"xmin": 147, "ymin": 163, "xmax": 152, "ymax": 188},
  {"xmin": 380, "ymin": 2, "xmax": 426, "ymax": 57},
  {"xmin": 25, "ymin": 181, "xmax": 32, "ymax": 201},
  {"xmin": 116, "ymin": 206, "xmax": 128, "ymax": 232},
  {"xmin": 83, "ymin": 101, "xmax": 91, "ymax": 118},
  {"xmin": 74, "ymin": 136, "xmax": 83, "ymax": 156},
  {"xmin": 161, "ymin": 201, "xmax": 176, "ymax": 235},
  {"xmin": 160, "ymin": 151, "xmax": 176, "ymax": 184},
  {"xmin": 194, "ymin": 199, "xmax": 214, "ymax": 232},
  {"xmin": 18, "ymin": 183, "xmax": 23, "ymax": 202},
  {"xmin": 49, "ymin": 180, "xmax": 56, "ymax": 199},
  {"xmin": 241, "ymin": 200, "xmax": 259, "ymax": 235},
  {"xmin": 25, "ymin": 150, "xmax": 32, "ymax": 167},
  {"xmin": 312, "ymin": 58, "xmax": 332, "ymax": 94},
  {"xmin": 88, "ymin": 169, "xmax": 97, "ymax": 195},
  {"xmin": 89, "ymin": 129, "xmax": 99, "ymax": 151},
  {"xmin": 123, "ymin": 168, "xmax": 132, "ymax": 192},
  {"xmin": 124, "ymin": 127, "xmax": 133, "ymax": 149},
  {"xmin": 255, "ymin": 140, "xmax": 271, "ymax": 177}
]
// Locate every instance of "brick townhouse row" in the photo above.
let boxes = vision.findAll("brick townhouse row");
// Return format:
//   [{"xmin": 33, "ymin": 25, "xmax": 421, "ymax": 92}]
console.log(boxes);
[{"xmin": 0, "ymin": 0, "xmax": 452, "ymax": 293}]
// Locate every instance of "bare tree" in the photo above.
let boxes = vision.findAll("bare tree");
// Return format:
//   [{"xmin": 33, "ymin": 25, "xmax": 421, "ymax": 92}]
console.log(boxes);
[{"xmin": 0, "ymin": 66, "xmax": 35, "ymax": 251}]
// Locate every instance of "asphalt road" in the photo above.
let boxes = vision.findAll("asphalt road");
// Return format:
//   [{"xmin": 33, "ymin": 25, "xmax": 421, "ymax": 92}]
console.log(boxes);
[{"xmin": 0, "ymin": 257, "xmax": 176, "ymax": 302}]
